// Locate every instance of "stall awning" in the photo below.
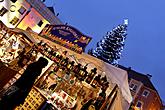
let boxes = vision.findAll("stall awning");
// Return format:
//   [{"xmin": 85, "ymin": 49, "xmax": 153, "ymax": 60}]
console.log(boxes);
[
  {"xmin": 30, "ymin": 33, "xmax": 132, "ymax": 109},
  {"xmin": 10, "ymin": 28, "xmax": 37, "ymax": 44},
  {"xmin": 67, "ymin": 52, "xmax": 133, "ymax": 109}
]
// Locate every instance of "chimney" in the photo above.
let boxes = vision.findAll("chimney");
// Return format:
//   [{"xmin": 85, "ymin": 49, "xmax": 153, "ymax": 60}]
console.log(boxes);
[
  {"xmin": 146, "ymin": 74, "xmax": 152, "ymax": 80},
  {"xmin": 127, "ymin": 67, "xmax": 131, "ymax": 71},
  {"xmin": 56, "ymin": 13, "xmax": 59, "ymax": 16},
  {"xmin": 128, "ymin": 67, "xmax": 131, "ymax": 70}
]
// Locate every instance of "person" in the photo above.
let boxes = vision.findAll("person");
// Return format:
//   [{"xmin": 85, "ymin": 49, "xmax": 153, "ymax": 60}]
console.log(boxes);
[
  {"xmin": 94, "ymin": 90, "xmax": 106, "ymax": 110},
  {"xmin": 17, "ymin": 48, "xmax": 26, "ymax": 67},
  {"xmin": 0, "ymin": 57, "xmax": 48, "ymax": 110},
  {"xmin": 81, "ymin": 98, "xmax": 95, "ymax": 110}
]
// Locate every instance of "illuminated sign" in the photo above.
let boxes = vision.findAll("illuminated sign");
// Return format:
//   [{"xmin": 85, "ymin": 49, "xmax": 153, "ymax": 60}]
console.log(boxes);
[{"xmin": 39, "ymin": 24, "xmax": 92, "ymax": 53}]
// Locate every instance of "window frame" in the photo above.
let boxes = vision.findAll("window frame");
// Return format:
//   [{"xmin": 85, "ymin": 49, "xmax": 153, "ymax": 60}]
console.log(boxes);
[
  {"xmin": 142, "ymin": 89, "xmax": 150, "ymax": 97},
  {"xmin": 10, "ymin": 16, "xmax": 19, "ymax": 25},
  {"xmin": 18, "ymin": 6, "xmax": 26, "ymax": 15},
  {"xmin": 136, "ymin": 100, "xmax": 143, "ymax": 109},
  {"xmin": 0, "ymin": 7, "xmax": 8, "ymax": 16},
  {"xmin": 130, "ymin": 83, "xmax": 138, "ymax": 92},
  {"xmin": 38, "ymin": 20, "xmax": 43, "ymax": 27}
]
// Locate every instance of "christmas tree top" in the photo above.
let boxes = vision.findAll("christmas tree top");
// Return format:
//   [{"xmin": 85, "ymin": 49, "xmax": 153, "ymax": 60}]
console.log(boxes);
[{"xmin": 89, "ymin": 19, "xmax": 128, "ymax": 66}]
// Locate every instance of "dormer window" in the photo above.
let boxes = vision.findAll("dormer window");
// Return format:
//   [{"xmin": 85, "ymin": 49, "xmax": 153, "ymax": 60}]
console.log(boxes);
[
  {"xmin": 130, "ymin": 83, "xmax": 138, "ymax": 91},
  {"xmin": 18, "ymin": 6, "xmax": 26, "ymax": 15},
  {"xmin": 136, "ymin": 100, "xmax": 143, "ymax": 109},
  {"xmin": 142, "ymin": 89, "xmax": 150, "ymax": 97}
]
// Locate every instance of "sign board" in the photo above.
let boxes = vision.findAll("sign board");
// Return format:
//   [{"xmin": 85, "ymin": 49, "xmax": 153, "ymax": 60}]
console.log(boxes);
[{"xmin": 39, "ymin": 24, "xmax": 92, "ymax": 53}]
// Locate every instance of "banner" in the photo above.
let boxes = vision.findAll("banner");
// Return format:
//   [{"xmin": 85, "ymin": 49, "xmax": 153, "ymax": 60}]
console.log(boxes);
[{"xmin": 39, "ymin": 24, "xmax": 92, "ymax": 53}]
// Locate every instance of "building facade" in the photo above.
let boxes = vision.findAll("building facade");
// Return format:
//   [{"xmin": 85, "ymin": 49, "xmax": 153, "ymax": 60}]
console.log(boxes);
[
  {"xmin": 119, "ymin": 66, "xmax": 163, "ymax": 110},
  {"xmin": 0, "ymin": 0, "xmax": 62, "ymax": 33}
]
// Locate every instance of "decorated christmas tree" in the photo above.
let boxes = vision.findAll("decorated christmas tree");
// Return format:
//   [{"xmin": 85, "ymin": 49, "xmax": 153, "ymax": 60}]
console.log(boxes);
[{"xmin": 89, "ymin": 20, "xmax": 128, "ymax": 66}]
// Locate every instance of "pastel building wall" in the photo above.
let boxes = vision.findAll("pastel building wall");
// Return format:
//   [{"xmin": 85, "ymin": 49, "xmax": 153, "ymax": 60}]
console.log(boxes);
[{"xmin": 0, "ymin": 0, "xmax": 62, "ymax": 33}]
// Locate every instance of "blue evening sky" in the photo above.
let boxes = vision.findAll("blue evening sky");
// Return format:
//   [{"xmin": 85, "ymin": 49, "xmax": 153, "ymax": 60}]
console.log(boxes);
[{"xmin": 45, "ymin": 0, "xmax": 165, "ymax": 100}]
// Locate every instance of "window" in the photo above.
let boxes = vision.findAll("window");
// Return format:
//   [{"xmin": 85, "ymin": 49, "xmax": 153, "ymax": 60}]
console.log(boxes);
[
  {"xmin": 38, "ymin": 20, "xmax": 43, "ymax": 27},
  {"xmin": 0, "ymin": 7, "xmax": 8, "ymax": 16},
  {"xmin": 142, "ymin": 90, "xmax": 150, "ymax": 97},
  {"xmin": 10, "ymin": 0, "xmax": 17, "ymax": 3},
  {"xmin": 130, "ymin": 83, "xmax": 138, "ymax": 91},
  {"xmin": 10, "ymin": 16, "xmax": 19, "ymax": 25},
  {"xmin": 10, "ymin": 5, "xmax": 16, "ymax": 12},
  {"xmin": 136, "ymin": 101, "xmax": 143, "ymax": 109},
  {"xmin": 18, "ymin": 6, "xmax": 26, "ymax": 15}
]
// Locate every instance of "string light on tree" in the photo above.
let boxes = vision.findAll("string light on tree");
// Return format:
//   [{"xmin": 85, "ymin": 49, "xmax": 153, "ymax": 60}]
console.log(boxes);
[{"xmin": 88, "ymin": 19, "xmax": 128, "ymax": 66}]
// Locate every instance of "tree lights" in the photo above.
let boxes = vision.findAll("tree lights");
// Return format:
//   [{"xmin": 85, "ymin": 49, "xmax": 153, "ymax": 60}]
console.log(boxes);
[{"xmin": 90, "ymin": 20, "xmax": 128, "ymax": 66}]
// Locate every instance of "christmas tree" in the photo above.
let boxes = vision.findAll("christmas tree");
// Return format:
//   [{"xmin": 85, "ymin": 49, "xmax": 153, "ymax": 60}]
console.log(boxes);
[{"xmin": 89, "ymin": 20, "xmax": 128, "ymax": 66}]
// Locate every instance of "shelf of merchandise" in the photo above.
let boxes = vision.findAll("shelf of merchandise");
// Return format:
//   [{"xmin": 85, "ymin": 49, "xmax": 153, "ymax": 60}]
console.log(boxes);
[{"xmin": 15, "ymin": 87, "xmax": 46, "ymax": 110}]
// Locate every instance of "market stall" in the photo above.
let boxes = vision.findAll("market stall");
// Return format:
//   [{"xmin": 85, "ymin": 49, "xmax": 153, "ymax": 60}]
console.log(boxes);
[
  {"xmin": 0, "ymin": 21, "xmax": 38, "ymax": 93},
  {"xmin": 0, "ymin": 30, "xmax": 34, "ymax": 66},
  {"xmin": 15, "ymin": 40, "xmax": 132, "ymax": 110},
  {"xmin": 5, "ymin": 26, "xmax": 133, "ymax": 110}
]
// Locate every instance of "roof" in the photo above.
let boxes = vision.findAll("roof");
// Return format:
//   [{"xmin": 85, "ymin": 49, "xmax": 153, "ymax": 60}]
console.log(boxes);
[
  {"xmin": 47, "ymin": 7, "xmax": 55, "ymax": 15},
  {"xmin": 26, "ymin": 0, "xmax": 62, "ymax": 24},
  {"xmin": 118, "ymin": 65, "xmax": 157, "ymax": 91}
]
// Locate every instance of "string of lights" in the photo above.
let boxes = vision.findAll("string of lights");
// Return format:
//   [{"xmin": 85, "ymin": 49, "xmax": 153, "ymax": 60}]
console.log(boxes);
[{"xmin": 90, "ymin": 20, "xmax": 128, "ymax": 66}]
